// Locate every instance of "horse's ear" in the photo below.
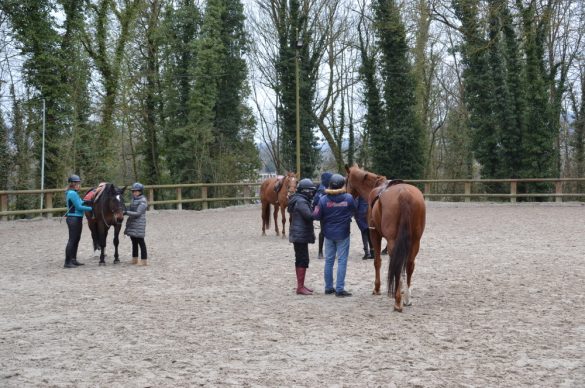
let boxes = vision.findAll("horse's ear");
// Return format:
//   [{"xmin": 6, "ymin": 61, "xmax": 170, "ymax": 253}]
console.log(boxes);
[{"xmin": 121, "ymin": 185, "xmax": 127, "ymax": 194}]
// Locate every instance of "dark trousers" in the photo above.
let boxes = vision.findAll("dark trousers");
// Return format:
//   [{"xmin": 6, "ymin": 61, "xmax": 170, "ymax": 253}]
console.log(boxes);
[
  {"xmin": 293, "ymin": 242, "xmax": 309, "ymax": 268},
  {"xmin": 131, "ymin": 237, "xmax": 147, "ymax": 260},
  {"xmin": 361, "ymin": 229, "xmax": 373, "ymax": 253},
  {"xmin": 65, "ymin": 216, "xmax": 83, "ymax": 261}
]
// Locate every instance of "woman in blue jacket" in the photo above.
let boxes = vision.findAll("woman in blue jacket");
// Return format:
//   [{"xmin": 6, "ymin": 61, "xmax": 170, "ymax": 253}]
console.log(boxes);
[{"xmin": 64, "ymin": 174, "xmax": 93, "ymax": 268}]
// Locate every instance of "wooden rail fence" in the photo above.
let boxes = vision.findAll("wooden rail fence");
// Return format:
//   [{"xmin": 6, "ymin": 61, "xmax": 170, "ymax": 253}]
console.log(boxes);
[{"xmin": 2, "ymin": 178, "xmax": 585, "ymax": 220}]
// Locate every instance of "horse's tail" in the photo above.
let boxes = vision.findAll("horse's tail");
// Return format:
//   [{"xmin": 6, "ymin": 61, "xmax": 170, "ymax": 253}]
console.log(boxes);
[
  {"xmin": 388, "ymin": 196, "xmax": 412, "ymax": 297},
  {"xmin": 262, "ymin": 201, "xmax": 271, "ymax": 230}
]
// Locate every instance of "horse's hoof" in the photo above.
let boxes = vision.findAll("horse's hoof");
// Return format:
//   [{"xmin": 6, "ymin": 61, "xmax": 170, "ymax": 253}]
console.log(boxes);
[
  {"xmin": 99, "ymin": 262, "xmax": 105, "ymax": 266},
  {"xmin": 372, "ymin": 290, "xmax": 381, "ymax": 295},
  {"xmin": 404, "ymin": 301, "xmax": 412, "ymax": 307},
  {"xmin": 394, "ymin": 305, "xmax": 403, "ymax": 312},
  {"xmin": 113, "ymin": 260, "xmax": 120, "ymax": 264}
]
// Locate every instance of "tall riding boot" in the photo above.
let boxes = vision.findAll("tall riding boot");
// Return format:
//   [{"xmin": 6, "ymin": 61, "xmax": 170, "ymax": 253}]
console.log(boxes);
[
  {"xmin": 318, "ymin": 232, "xmax": 324, "ymax": 260},
  {"xmin": 361, "ymin": 229, "xmax": 370, "ymax": 260},
  {"xmin": 131, "ymin": 257, "xmax": 139, "ymax": 265},
  {"xmin": 64, "ymin": 258, "xmax": 76, "ymax": 268},
  {"xmin": 295, "ymin": 267, "xmax": 313, "ymax": 295}
]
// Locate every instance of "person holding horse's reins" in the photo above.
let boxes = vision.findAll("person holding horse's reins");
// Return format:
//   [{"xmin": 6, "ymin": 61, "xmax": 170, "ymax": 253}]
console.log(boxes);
[
  {"xmin": 287, "ymin": 178, "xmax": 317, "ymax": 295},
  {"xmin": 312, "ymin": 173, "xmax": 356, "ymax": 297},
  {"xmin": 312, "ymin": 172, "xmax": 332, "ymax": 260},
  {"xmin": 124, "ymin": 182, "xmax": 148, "ymax": 266},
  {"xmin": 64, "ymin": 174, "xmax": 93, "ymax": 268}
]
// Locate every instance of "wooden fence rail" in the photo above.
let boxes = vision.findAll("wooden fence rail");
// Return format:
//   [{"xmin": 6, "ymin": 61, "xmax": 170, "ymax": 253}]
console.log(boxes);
[{"xmin": 2, "ymin": 178, "xmax": 585, "ymax": 220}]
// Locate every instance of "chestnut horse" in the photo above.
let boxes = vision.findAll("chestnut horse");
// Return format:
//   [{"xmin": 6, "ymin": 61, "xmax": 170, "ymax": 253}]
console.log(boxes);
[
  {"xmin": 85, "ymin": 183, "xmax": 126, "ymax": 265},
  {"xmin": 260, "ymin": 172, "xmax": 298, "ymax": 238},
  {"xmin": 345, "ymin": 165, "xmax": 426, "ymax": 312}
]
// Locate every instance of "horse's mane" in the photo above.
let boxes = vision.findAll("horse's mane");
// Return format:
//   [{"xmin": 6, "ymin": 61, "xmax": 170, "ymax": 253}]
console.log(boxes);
[{"xmin": 352, "ymin": 166, "xmax": 386, "ymax": 188}]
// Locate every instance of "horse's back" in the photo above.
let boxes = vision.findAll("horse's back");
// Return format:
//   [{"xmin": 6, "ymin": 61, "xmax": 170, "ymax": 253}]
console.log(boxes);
[{"xmin": 377, "ymin": 183, "xmax": 425, "ymax": 238}]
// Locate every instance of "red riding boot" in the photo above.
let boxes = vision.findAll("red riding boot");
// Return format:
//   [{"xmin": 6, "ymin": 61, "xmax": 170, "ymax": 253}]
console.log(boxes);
[{"xmin": 296, "ymin": 267, "xmax": 313, "ymax": 295}]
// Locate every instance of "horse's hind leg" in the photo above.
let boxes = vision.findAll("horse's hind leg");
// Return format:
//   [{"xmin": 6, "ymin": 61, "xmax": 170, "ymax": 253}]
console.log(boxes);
[{"xmin": 403, "ymin": 239, "xmax": 420, "ymax": 307}]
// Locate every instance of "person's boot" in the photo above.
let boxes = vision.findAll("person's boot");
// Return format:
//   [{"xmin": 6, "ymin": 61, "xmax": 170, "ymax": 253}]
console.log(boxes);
[
  {"xmin": 369, "ymin": 249, "xmax": 375, "ymax": 259},
  {"xmin": 64, "ymin": 259, "xmax": 76, "ymax": 268},
  {"xmin": 131, "ymin": 257, "xmax": 139, "ymax": 265},
  {"xmin": 71, "ymin": 258, "xmax": 84, "ymax": 266},
  {"xmin": 295, "ymin": 267, "xmax": 312, "ymax": 295},
  {"xmin": 362, "ymin": 249, "xmax": 369, "ymax": 260},
  {"xmin": 139, "ymin": 259, "xmax": 148, "ymax": 266}
]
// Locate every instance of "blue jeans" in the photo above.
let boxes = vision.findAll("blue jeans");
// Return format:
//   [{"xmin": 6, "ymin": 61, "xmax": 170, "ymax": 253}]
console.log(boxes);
[{"xmin": 324, "ymin": 237, "xmax": 350, "ymax": 292}]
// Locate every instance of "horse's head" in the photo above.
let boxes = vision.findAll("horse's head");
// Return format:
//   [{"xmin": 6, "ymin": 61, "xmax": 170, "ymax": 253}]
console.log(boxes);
[
  {"xmin": 284, "ymin": 172, "xmax": 298, "ymax": 197},
  {"xmin": 100, "ymin": 183, "xmax": 126, "ymax": 224},
  {"xmin": 345, "ymin": 164, "xmax": 386, "ymax": 199}
]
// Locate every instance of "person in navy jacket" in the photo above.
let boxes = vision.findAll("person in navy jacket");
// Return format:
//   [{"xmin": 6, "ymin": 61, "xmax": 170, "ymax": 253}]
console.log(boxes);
[
  {"xmin": 355, "ymin": 195, "xmax": 374, "ymax": 259},
  {"xmin": 312, "ymin": 172, "xmax": 332, "ymax": 260},
  {"xmin": 312, "ymin": 174, "xmax": 355, "ymax": 297}
]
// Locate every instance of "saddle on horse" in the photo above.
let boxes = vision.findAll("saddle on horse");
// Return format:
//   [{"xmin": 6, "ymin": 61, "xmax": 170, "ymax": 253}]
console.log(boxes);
[
  {"xmin": 83, "ymin": 183, "xmax": 106, "ymax": 217},
  {"xmin": 368, "ymin": 179, "xmax": 404, "ymax": 229},
  {"xmin": 273, "ymin": 175, "xmax": 285, "ymax": 194}
]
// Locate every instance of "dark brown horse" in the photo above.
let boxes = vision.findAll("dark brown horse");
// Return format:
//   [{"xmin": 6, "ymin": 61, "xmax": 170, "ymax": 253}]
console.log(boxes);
[
  {"xmin": 85, "ymin": 183, "xmax": 126, "ymax": 265},
  {"xmin": 260, "ymin": 172, "xmax": 298, "ymax": 238},
  {"xmin": 345, "ymin": 165, "xmax": 426, "ymax": 312}
]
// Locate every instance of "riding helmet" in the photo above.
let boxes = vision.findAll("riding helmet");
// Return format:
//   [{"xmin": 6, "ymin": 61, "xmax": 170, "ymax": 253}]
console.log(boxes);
[
  {"xmin": 328, "ymin": 174, "xmax": 345, "ymax": 190},
  {"xmin": 297, "ymin": 178, "xmax": 316, "ymax": 198},
  {"xmin": 131, "ymin": 182, "xmax": 144, "ymax": 192},
  {"xmin": 68, "ymin": 174, "xmax": 81, "ymax": 183}
]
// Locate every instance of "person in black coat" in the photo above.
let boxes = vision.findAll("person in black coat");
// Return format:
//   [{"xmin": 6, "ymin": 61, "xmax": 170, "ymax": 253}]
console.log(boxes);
[{"xmin": 288, "ymin": 178, "xmax": 317, "ymax": 295}]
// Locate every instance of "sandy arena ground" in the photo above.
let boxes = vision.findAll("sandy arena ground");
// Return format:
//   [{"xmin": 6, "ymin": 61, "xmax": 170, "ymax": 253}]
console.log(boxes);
[{"xmin": 0, "ymin": 202, "xmax": 584, "ymax": 387}]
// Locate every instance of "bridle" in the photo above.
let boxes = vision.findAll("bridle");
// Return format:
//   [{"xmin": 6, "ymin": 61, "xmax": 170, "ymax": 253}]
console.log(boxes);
[{"xmin": 96, "ymin": 189, "xmax": 124, "ymax": 228}]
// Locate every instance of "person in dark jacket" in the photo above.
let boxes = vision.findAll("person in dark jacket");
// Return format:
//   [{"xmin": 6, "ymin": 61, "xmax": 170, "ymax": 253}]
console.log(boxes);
[
  {"xmin": 312, "ymin": 174, "xmax": 355, "ymax": 297},
  {"xmin": 312, "ymin": 172, "xmax": 332, "ymax": 259},
  {"xmin": 124, "ymin": 182, "xmax": 148, "ymax": 266},
  {"xmin": 64, "ymin": 174, "xmax": 93, "ymax": 268},
  {"xmin": 355, "ymin": 196, "xmax": 374, "ymax": 259},
  {"xmin": 288, "ymin": 178, "xmax": 317, "ymax": 295}
]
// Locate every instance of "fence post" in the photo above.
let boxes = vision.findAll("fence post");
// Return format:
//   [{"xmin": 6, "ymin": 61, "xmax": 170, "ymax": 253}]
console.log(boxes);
[
  {"xmin": 555, "ymin": 181, "xmax": 562, "ymax": 203},
  {"xmin": 148, "ymin": 188, "xmax": 154, "ymax": 211},
  {"xmin": 202, "ymin": 186, "xmax": 208, "ymax": 210},
  {"xmin": 45, "ymin": 192, "xmax": 53, "ymax": 218},
  {"xmin": 464, "ymin": 182, "xmax": 471, "ymax": 203},
  {"xmin": 243, "ymin": 185, "xmax": 250, "ymax": 204},
  {"xmin": 510, "ymin": 181, "xmax": 517, "ymax": 203},
  {"xmin": 1, "ymin": 193, "xmax": 7, "ymax": 221},
  {"xmin": 176, "ymin": 187, "xmax": 182, "ymax": 210},
  {"xmin": 424, "ymin": 182, "xmax": 431, "ymax": 198}
]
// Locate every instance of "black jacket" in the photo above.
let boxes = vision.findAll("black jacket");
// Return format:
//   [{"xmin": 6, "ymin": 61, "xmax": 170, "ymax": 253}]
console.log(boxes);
[{"xmin": 287, "ymin": 193, "xmax": 316, "ymax": 244}]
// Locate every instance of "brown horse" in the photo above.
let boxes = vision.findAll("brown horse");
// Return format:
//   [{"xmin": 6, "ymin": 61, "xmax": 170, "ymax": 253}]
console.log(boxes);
[
  {"xmin": 85, "ymin": 183, "xmax": 126, "ymax": 265},
  {"xmin": 260, "ymin": 172, "xmax": 298, "ymax": 238},
  {"xmin": 345, "ymin": 164, "xmax": 426, "ymax": 312}
]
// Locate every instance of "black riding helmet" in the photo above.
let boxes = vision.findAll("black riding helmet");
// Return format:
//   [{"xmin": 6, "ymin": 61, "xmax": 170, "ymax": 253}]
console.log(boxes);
[
  {"xmin": 328, "ymin": 174, "xmax": 345, "ymax": 190},
  {"xmin": 68, "ymin": 174, "xmax": 81, "ymax": 183},
  {"xmin": 297, "ymin": 178, "xmax": 316, "ymax": 199}
]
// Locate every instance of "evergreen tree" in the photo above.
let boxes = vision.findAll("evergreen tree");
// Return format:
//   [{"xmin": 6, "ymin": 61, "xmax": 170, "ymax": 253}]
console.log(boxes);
[
  {"xmin": 276, "ymin": 0, "xmax": 319, "ymax": 177},
  {"xmin": 357, "ymin": 10, "xmax": 383, "ymax": 170},
  {"xmin": 372, "ymin": 0, "xmax": 425, "ymax": 179},
  {"xmin": 0, "ymin": 112, "xmax": 9, "ymax": 190}
]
